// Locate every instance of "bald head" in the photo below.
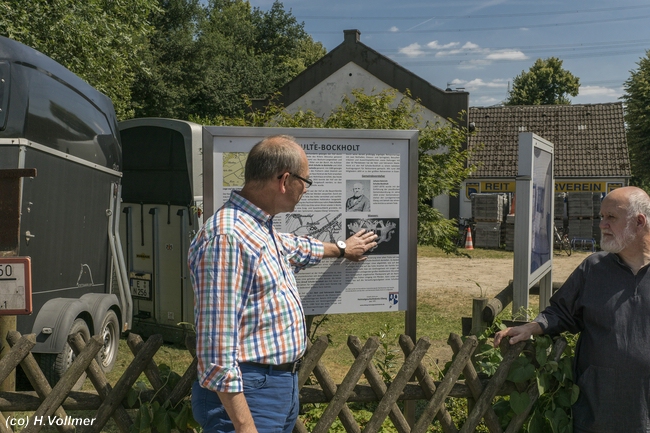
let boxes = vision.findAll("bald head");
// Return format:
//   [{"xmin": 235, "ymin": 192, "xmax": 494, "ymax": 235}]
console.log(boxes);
[
  {"xmin": 244, "ymin": 135, "xmax": 304, "ymax": 184},
  {"xmin": 599, "ymin": 187, "xmax": 650, "ymax": 253},
  {"xmin": 604, "ymin": 186, "xmax": 650, "ymax": 221}
]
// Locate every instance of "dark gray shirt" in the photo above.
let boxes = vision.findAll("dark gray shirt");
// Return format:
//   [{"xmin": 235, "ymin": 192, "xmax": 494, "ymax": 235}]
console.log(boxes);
[{"xmin": 535, "ymin": 252, "xmax": 650, "ymax": 433}]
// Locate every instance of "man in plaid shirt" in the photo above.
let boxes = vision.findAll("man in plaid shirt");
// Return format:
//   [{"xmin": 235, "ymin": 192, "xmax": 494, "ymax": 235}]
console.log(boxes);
[{"xmin": 190, "ymin": 135, "xmax": 378, "ymax": 433}]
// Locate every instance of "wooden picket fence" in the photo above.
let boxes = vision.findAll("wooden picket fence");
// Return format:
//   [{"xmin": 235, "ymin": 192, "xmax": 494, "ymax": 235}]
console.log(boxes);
[{"xmin": 0, "ymin": 330, "xmax": 566, "ymax": 433}]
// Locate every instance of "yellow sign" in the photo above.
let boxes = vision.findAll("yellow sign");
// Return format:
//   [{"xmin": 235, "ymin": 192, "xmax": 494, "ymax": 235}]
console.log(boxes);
[
  {"xmin": 466, "ymin": 180, "xmax": 624, "ymax": 198},
  {"xmin": 555, "ymin": 182, "xmax": 607, "ymax": 192},
  {"xmin": 481, "ymin": 181, "xmax": 516, "ymax": 193}
]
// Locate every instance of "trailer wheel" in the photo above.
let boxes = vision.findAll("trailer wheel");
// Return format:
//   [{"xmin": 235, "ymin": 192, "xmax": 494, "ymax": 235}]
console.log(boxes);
[
  {"xmin": 97, "ymin": 310, "xmax": 119, "ymax": 373},
  {"xmin": 38, "ymin": 318, "xmax": 90, "ymax": 390}
]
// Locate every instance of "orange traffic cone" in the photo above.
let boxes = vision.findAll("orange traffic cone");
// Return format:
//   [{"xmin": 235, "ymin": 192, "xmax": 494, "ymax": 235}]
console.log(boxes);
[{"xmin": 465, "ymin": 227, "xmax": 474, "ymax": 250}]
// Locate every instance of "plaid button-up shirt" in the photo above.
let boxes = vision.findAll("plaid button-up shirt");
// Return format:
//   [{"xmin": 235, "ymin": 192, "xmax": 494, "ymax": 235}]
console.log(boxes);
[{"xmin": 189, "ymin": 191, "xmax": 323, "ymax": 393}]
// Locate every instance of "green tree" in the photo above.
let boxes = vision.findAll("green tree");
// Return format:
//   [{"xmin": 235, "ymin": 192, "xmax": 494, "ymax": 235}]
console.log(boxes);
[
  {"xmin": 134, "ymin": 0, "xmax": 325, "ymax": 120},
  {"xmin": 185, "ymin": 0, "xmax": 325, "ymax": 118},
  {"xmin": 192, "ymin": 89, "xmax": 474, "ymax": 252},
  {"xmin": 0, "ymin": 0, "xmax": 158, "ymax": 119},
  {"xmin": 250, "ymin": 1, "xmax": 325, "ymax": 90},
  {"xmin": 622, "ymin": 50, "xmax": 650, "ymax": 189},
  {"xmin": 505, "ymin": 57, "xmax": 580, "ymax": 105},
  {"xmin": 131, "ymin": 0, "xmax": 205, "ymax": 119}
]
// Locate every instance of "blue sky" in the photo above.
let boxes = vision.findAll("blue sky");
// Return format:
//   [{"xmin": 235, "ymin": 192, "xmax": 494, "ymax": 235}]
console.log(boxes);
[{"xmin": 246, "ymin": 0, "xmax": 650, "ymax": 107}]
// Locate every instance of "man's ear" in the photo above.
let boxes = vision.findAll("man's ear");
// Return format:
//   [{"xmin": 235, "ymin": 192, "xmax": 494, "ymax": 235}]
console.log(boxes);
[
  {"xmin": 277, "ymin": 172, "xmax": 289, "ymax": 194},
  {"xmin": 637, "ymin": 213, "xmax": 647, "ymax": 228}
]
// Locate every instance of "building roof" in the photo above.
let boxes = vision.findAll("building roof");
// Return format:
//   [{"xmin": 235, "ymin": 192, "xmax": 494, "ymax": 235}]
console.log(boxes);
[
  {"xmin": 468, "ymin": 103, "xmax": 630, "ymax": 179},
  {"xmin": 253, "ymin": 29, "xmax": 469, "ymax": 123}
]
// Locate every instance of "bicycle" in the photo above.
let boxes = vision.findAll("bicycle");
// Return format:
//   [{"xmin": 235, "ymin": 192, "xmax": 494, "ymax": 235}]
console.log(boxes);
[
  {"xmin": 455, "ymin": 218, "xmax": 474, "ymax": 247},
  {"xmin": 554, "ymin": 224, "xmax": 572, "ymax": 256}
]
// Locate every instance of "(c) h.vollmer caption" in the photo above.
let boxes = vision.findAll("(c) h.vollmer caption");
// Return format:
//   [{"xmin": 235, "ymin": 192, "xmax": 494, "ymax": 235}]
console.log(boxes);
[{"xmin": 6, "ymin": 415, "xmax": 97, "ymax": 428}]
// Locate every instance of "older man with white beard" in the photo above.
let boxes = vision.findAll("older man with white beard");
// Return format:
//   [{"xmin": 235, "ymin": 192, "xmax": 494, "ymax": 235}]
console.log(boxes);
[{"xmin": 494, "ymin": 186, "xmax": 650, "ymax": 433}]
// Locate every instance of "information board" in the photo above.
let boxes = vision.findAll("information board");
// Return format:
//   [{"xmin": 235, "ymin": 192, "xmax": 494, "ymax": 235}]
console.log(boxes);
[
  {"xmin": 513, "ymin": 133, "xmax": 554, "ymax": 317},
  {"xmin": 0, "ymin": 257, "xmax": 32, "ymax": 315},
  {"xmin": 203, "ymin": 127, "xmax": 418, "ymax": 317}
]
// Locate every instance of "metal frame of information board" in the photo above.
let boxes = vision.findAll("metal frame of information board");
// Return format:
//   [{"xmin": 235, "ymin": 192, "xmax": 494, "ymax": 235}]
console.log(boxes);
[
  {"xmin": 513, "ymin": 132, "xmax": 554, "ymax": 318},
  {"xmin": 202, "ymin": 126, "xmax": 419, "ymax": 341}
]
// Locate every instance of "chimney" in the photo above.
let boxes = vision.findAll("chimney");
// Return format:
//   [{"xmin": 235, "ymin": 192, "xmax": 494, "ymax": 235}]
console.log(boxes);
[{"xmin": 344, "ymin": 29, "xmax": 361, "ymax": 44}]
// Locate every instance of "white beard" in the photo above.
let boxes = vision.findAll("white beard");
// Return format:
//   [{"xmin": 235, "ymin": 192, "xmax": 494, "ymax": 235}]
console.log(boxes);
[{"xmin": 601, "ymin": 219, "xmax": 636, "ymax": 253}]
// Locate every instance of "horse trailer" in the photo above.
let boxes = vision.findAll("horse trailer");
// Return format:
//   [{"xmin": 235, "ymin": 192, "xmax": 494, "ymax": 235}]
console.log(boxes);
[{"xmin": 0, "ymin": 36, "xmax": 131, "ymax": 387}]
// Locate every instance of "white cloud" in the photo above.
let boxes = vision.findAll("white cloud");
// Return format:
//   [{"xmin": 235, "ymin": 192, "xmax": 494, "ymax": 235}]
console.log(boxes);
[
  {"xmin": 573, "ymin": 85, "xmax": 624, "ymax": 104},
  {"xmin": 427, "ymin": 41, "xmax": 459, "ymax": 50},
  {"xmin": 485, "ymin": 50, "xmax": 528, "ymax": 61},
  {"xmin": 435, "ymin": 43, "xmax": 487, "ymax": 58},
  {"xmin": 520, "ymin": 27, "xmax": 530, "ymax": 31},
  {"xmin": 579, "ymin": 85, "xmax": 620, "ymax": 98},
  {"xmin": 455, "ymin": 78, "xmax": 511, "ymax": 106},
  {"xmin": 457, "ymin": 59, "xmax": 493, "ymax": 69},
  {"xmin": 389, "ymin": 26, "xmax": 399, "ymax": 32},
  {"xmin": 455, "ymin": 78, "xmax": 509, "ymax": 92},
  {"xmin": 471, "ymin": 95, "xmax": 502, "ymax": 106},
  {"xmin": 398, "ymin": 43, "xmax": 426, "ymax": 57},
  {"xmin": 400, "ymin": 39, "xmax": 529, "ymax": 68},
  {"xmin": 461, "ymin": 42, "xmax": 481, "ymax": 50}
]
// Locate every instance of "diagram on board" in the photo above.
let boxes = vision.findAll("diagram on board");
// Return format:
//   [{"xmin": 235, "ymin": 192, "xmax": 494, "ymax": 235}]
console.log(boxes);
[
  {"xmin": 286, "ymin": 213, "xmax": 342, "ymax": 243},
  {"xmin": 347, "ymin": 218, "xmax": 399, "ymax": 254}
]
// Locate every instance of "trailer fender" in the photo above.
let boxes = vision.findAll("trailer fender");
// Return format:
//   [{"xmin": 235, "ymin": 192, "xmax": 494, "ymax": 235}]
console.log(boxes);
[
  {"xmin": 79, "ymin": 293, "xmax": 121, "ymax": 335},
  {"xmin": 31, "ymin": 298, "xmax": 92, "ymax": 354}
]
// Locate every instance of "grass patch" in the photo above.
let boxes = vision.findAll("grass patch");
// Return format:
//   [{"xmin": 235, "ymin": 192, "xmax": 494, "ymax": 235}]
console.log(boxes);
[
  {"xmin": 83, "ymin": 337, "xmax": 194, "ymax": 391},
  {"xmin": 307, "ymin": 288, "xmax": 469, "ymax": 382},
  {"xmin": 417, "ymin": 245, "xmax": 514, "ymax": 259}
]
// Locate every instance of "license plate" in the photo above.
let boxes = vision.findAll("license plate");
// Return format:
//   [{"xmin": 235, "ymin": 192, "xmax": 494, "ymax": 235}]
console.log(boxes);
[
  {"xmin": 130, "ymin": 278, "xmax": 151, "ymax": 299},
  {"xmin": 0, "ymin": 257, "xmax": 32, "ymax": 314}
]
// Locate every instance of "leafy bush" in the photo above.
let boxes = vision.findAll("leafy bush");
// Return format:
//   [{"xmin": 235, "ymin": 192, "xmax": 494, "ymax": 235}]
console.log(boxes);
[
  {"xmin": 127, "ymin": 364, "xmax": 198, "ymax": 433},
  {"xmin": 473, "ymin": 323, "xmax": 579, "ymax": 433}
]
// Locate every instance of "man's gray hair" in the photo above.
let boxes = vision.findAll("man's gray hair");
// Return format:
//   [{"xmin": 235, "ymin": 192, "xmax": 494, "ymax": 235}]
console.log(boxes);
[
  {"xmin": 626, "ymin": 188, "xmax": 650, "ymax": 221},
  {"xmin": 244, "ymin": 135, "xmax": 303, "ymax": 184}
]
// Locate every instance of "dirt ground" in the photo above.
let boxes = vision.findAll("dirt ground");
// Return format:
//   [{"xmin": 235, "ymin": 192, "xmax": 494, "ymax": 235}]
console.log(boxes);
[
  {"xmin": 417, "ymin": 250, "xmax": 592, "ymax": 299},
  {"xmin": 415, "ymin": 249, "xmax": 593, "ymax": 366}
]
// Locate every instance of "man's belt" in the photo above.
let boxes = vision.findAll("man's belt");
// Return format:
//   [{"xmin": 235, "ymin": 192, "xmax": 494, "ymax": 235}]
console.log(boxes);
[{"xmin": 242, "ymin": 359, "xmax": 302, "ymax": 373}]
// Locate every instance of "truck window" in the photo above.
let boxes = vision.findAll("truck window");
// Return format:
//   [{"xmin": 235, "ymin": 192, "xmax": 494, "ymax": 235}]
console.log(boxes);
[{"xmin": 121, "ymin": 125, "xmax": 192, "ymax": 206}]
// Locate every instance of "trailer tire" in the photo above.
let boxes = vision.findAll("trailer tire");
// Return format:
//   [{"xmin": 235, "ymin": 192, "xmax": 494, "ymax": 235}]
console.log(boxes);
[
  {"xmin": 97, "ymin": 310, "xmax": 119, "ymax": 373},
  {"xmin": 38, "ymin": 318, "xmax": 90, "ymax": 390}
]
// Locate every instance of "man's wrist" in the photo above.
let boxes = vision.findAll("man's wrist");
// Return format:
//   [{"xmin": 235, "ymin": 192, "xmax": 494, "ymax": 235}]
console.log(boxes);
[{"xmin": 336, "ymin": 240, "xmax": 347, "ymax": 258}]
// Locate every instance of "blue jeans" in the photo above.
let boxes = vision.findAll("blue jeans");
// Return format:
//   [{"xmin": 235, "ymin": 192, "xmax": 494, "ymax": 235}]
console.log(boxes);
[{"xmin": 192, "ymin": 364, "xmax": 300, "ymax": 433}]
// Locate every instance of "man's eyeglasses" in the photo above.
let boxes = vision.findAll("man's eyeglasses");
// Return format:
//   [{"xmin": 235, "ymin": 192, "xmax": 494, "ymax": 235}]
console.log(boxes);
[{"xmin": 278, "ymin": 172, "xmax": 313, "ymax": 188}]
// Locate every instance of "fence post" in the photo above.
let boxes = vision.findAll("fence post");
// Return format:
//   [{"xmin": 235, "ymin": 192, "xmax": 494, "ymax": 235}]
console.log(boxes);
[{"xmin": 471, "ymin": 298, "xmax": 489, "ymax": 336}]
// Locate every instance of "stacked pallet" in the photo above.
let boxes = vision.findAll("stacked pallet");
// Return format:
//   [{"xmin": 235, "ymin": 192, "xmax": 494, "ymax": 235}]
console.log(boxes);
[
  {"xmin": 567, "ymin": 192, "xmax": 594, "ymax": 218},
  {"xmin": 471, "ymin": 193, "xmax": 509, "ymax": 222},
  {"xmin": 593, "ymin": 193, "xmax": 603, "ymax": 242},
  {"xmin": 554, "ymin": 193, "xmax": 566, "ymax": 221},
  {"xmin": 474, "ymin": 221, "xmax": 502, "ymax": 248},
  {"xmin": 566, "ymin": 192, "xmax": 602, "ymax": 241},
  {"xmin": 504, "ymin": 214, "xmax": 515, "ymax": 251},
  {"xmin": 471, "ymin": 193, "xmax": 509, "ymax": 248},
  {"xmin": 593, "ymin": 193, "xmax": 603, "ymax": 217},
  {"xmin": 568, "ymin": 218, "xmax": 595, "ymax": 239}
]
